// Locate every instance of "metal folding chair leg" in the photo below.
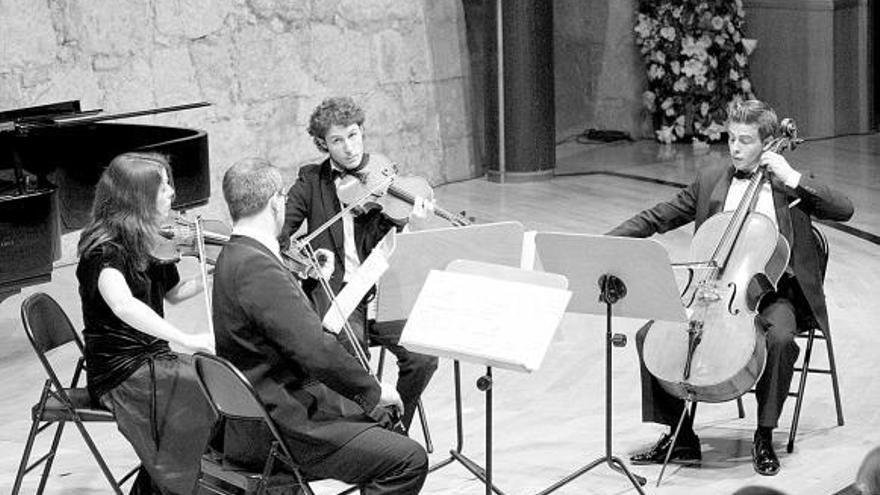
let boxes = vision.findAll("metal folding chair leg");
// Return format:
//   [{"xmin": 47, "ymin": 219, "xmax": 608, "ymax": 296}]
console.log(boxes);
[
  {"xmin": 786, "ymin": 327, "xmax": 845, "ymax": 453},
  {"xmin": 12, "ymin": 393, "xmax": 127, "ymax": 495}
]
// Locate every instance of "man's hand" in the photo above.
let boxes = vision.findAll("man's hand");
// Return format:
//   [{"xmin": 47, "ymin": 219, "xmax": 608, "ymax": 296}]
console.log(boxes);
[
  {"xmin": 407, "ymin": 196, "xmax": 435, "ymax": 231},
  {"xmin": 761, "ymin": 150, "xmax": 801, "ymax": 188},
  {"xmin": 378, "ymin": 381, "xmax": 404, "ymax": 415}
]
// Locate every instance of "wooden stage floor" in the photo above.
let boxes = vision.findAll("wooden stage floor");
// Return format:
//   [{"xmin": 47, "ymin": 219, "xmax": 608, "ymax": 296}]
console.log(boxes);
[{"xmin": 2, "ymin": 135, "xmax": 878, "ymax": 494}]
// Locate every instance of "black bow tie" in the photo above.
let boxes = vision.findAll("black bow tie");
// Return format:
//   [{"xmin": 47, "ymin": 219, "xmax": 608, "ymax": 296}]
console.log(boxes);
[
  {"xmin": 733, "ymin": 168, "xmax": 756, "ymax": 180},
  {"xmin": 330, "ymin": 167, "xmax": 345, "ymax": 181}
]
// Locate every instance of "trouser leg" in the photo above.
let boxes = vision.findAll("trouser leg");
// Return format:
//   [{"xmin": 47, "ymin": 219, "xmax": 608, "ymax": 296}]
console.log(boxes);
[
  {"xmin": 369, "ymin": 320, "xmax": 438, "ymax": 430},
  {"xmin": 635, "ymin": 322, "xmax": 689, "ymax": 428},
  {"xmin": 299, "ymin": 426, "xmax": 428, "ymax": 495},
  {"xmin": 755, "ymin": 296, "xmax": 800, "ymax": 428}
]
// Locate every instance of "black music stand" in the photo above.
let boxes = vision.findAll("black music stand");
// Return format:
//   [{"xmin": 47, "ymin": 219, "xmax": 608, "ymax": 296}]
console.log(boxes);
[
  {"xmin": 533, "ymin": 233, "xmax": 687, "ymax": 494},
  {"xmin": 400, "ymin": 260, "xmax": 571, "ymax": 495}
]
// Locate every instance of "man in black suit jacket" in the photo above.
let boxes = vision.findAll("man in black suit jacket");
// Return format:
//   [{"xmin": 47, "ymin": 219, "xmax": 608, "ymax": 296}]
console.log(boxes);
[
  {"xmin": 213, "ymin": 158, "xmax": 428, "ymax": 494},
  {"xmin": 607, "ymin": 100, "xmax": 853, "ymax": 476},
  {"xmin": 280, "ymin": 96, "xmax": 438, "ymax": 431}
]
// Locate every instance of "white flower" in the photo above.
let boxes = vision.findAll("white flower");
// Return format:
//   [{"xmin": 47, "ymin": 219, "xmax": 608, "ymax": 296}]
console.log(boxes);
[
  {"xmin": 700, "ymin": 101, "xmax": 710, "ymax": 116},
  {"xmin": 674, "ymin": 122, "xmax": 685, "ymax": 137},
  {"xmin": 729, "ymin": 68, "xmax": 740, "ymax": 81},
  {"xmin": 694, "ymin": 74, "xmax": 707, "ymax": 86},
  {"xmin": 660, "ymin": 26, "xmax": 676, "ymax": 41},
  {"xmin": 671, "ymin": 60, "xmax": 681, "ymax": 75},
  {"xmin": 715, "ymin": 35, "xmax": 727, "ymax": 46},
  {"xmin": 705, "ymin": 121, "xmax": 725, "ymax": 141},
  {"xmin": 707, "ymin": 79, "xmax": 717, "ymax": 91},
  {"xmin": 673, "ymin": 77, "xmax": 688, "ymax": 92},
  {"xmin": 683, "ymin": 58, "xmax": 707, "ymax": 78},
  {"xmin": 711, "ymin": 16, "xmax": 725, "ymax": 31},
  {"xmin": 648, "ymin": 64, "xmax": 666, "ymax": 80},
  {"xmin": 651, "ymin": 51, "xmax": 666, "ymax": 64},
  {"xmin": 681, "ymin": 36, "xmax": 708, "ymax": 60},
  {"xmin": 741, "ymin": 78, "xmax": 752, "ymax": 93},
  {"xmin": 733, "ymin": 31, "xmax": 742, "ymax": 43},
  {"xmin": 656, "ymin": 126, "xmax": 675, "ymax": 144},
  {"xmin": 675, "ymin": 115, "xmax": 686, "ymax": 127},
  {"xmin": 735, "ymin": 53, "xmax": 747, "ymax": 67},
  {"xmin": 661, "ymin": 97, "xmax": 675, "ymax": 116},
  {"xmin": 634, "ymin": 15, "xmax": 653, "ymax": 39},
  {"xmin": 672, "ymin": 6, "xmax": 683, "ymax": 19},
  {"xmin": 709, "ymin": 56, "xmax": 718, "ymax": 69}
]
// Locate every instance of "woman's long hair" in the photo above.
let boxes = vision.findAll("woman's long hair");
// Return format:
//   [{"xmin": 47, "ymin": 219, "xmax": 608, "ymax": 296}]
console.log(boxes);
[{"xmin": 77, "ymin": 152, "xmax": 171, "ymax": 270}]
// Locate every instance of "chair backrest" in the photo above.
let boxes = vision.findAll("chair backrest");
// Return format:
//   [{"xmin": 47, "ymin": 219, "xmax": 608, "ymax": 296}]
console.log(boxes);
[
  {"xmin": 193, "ymin": 353, "xmax": 295, "ymax": 461},
  {"xmin": 20, "ymin": 292, "xmax": 86, "ymax": 390},
  {"xmin": 812, "ymin": 224, "xmax": 829, "ymax": 281},
  {"xmin": 21, "ymin": 292, "xmax": 83, "ymax": 355}
]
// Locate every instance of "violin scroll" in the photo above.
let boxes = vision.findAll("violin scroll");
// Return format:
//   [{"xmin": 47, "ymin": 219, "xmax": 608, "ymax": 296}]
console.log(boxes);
[
  {"xmin": 281, "ymin": 242, "xmax": 335, "ymax": 280},
  {"xmin": 153, "ymin": 214, "xmax": 230, "ymax": 264},
  {"xmin": 765, "ymin": 118, "xmax": 802, "ymax": 155}
]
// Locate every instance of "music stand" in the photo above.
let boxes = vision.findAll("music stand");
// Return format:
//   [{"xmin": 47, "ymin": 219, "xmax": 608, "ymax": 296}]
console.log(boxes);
[
  {"xmin": 532, "ymin": 233, "xmax": 687, "ymax": 494},
  {"xmin": 400, "ymin": 260, "xmax": 571, "ymax": 495},
  {"xmin": 374, "ymin": 222, "xmax": 526, "ymax": 492}
]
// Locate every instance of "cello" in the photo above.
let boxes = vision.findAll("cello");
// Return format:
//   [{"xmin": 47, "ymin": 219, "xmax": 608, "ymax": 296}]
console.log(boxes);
[{"xmin": 640, "ymin": 119, "xmax": 801, "ymax": 431}]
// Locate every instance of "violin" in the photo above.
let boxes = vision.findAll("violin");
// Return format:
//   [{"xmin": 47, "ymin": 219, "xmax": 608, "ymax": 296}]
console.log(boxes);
[
  {"xmin": 153, "ymin": 215, "xmax": 231, "ymax": 265},
  {"xmin": 336, "ymin": 153, "xmax": 472, "ymax": 227},
  {"xmin": 641, "ymin": 118, "xmax": 801, "ymax": 404},
  {"xmin": 154, "ymin": 213, "xmax": 231, "ymax": 355},
  {"xmin": 280, "ymin": 243, "xmax": 334, "ymax": 280}
]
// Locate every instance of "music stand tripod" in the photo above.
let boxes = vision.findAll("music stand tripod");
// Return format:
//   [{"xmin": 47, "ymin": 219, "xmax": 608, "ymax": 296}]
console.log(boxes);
[{"xmin": 533, "ymin": 233, "xmax": 687, "ymax": 494}]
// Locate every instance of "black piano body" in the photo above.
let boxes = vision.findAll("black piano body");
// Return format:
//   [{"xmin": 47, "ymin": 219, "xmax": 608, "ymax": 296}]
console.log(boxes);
[{"xmin": 1, "ymin": 100, "xmax": 210, "ymax": 300}]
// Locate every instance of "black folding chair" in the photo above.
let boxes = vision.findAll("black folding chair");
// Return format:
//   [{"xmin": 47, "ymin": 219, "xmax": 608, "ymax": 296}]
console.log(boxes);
[
  {"xmin": 193, "ymin": 353, "xmax": 314, "ymax": 495},
  {"xmin": 12, "ymin": 292, "xmax": 137, "ymax": 495},
  {"xmin": 734, "ymin": 225, "xmax": 845, "ymax": 452}
]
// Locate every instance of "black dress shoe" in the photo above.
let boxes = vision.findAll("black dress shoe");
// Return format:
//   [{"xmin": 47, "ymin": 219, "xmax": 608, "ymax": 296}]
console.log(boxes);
[
  {"xmin": 630, "ymin": 433, "xmax": 702, "ymax": 465},
  {"xmin": 752, "ymin": 433, "xmax": 780, "ymax": 476}
]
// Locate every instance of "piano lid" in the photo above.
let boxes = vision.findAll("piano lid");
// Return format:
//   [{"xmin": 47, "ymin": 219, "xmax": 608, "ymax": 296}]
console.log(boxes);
[{"xmin": 1, "ymin": 100, "xmax": 212, "ymax": 297}]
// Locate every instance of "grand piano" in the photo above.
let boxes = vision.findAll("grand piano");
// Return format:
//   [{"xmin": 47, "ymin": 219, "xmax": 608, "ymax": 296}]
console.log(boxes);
[{"xmin": 0, "ymin": 100, "xmax": 211, "ymax": 302}]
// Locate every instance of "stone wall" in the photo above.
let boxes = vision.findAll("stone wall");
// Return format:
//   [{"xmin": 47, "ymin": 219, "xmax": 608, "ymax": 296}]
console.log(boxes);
[{"xmin": 0, "ymin": 0, "xmax": 477, "ymax": 261}]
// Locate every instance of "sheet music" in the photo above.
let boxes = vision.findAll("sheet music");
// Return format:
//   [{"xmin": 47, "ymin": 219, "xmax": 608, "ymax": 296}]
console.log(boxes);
[
  {"xmin": 400, "ymin": 270, "xmax": 571, "ymax": 372},
  {"xmin": 323, "ymin": 231, "xmax": 394, "ymax": 333}
]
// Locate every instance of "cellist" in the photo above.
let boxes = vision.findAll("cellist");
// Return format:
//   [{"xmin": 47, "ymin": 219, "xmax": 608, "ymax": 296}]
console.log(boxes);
[{"xmin": 606, "ymin": 99, "xmax": 853, "ymax": 476}]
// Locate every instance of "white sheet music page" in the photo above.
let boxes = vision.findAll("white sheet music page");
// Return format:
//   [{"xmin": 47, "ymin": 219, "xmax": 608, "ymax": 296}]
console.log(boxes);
[{"xmin": 399, "ymin": 270, "xmax": 571, "ymax": 372}]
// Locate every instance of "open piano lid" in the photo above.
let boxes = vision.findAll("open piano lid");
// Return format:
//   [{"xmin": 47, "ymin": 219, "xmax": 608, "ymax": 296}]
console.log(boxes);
[{"xmin": 1, "ymin": 100, "xmax": 212, "ymax": 298}]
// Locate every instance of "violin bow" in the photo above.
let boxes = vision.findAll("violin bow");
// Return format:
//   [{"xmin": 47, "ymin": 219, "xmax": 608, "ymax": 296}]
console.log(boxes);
[{"xmin": 193, "ymin": 216, "xmax": 217, "ymax": 354}]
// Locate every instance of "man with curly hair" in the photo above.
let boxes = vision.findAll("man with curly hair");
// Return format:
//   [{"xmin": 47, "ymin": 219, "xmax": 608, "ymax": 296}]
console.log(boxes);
[{"xmin": 280, "ymin": 96, "xmax": 439, "ymax": 434}]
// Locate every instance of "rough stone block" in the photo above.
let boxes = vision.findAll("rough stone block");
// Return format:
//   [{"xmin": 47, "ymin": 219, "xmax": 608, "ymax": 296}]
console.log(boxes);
[
  {"xmin": 154, "ymin": 0, "xmax": 232, "ymax": 39},
  {"xmin": 68, "ymin": 0, "xmax": 153, "ymax": 55},
  {"xmin": 152, "ymin": 47, "xmax": 202, "ymax": 105},
  {"xmin": 0, "ymin": 1, "xmax": 56, "ymax": 69}
]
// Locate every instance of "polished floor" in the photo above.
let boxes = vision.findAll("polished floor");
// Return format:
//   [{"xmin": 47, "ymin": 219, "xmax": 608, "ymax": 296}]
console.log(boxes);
[{"xmin": 1, "ymin": 134, "xmax": 878, "ymax": 494}]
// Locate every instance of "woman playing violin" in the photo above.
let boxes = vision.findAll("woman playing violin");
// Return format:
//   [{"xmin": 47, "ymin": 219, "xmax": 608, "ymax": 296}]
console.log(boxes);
[
  {"xmin": 76, "ymin": 152, "xmax": 215, "ymax": 494},
  {"xmin": 606, "ymin": 100, "xmax": 854, "ymax": 476},
  {"xmin": 280, "ymin": 96, "xmax": 438, "ymax": 432}
]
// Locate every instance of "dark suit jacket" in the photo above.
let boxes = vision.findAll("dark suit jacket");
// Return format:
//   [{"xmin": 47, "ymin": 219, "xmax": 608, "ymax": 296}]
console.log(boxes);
[
  {"xmin": 212, "ymin": 235, "xmax": 383, "ymax": 465},
  {"xmin": 607, "ymin": 163, "xmax": 854, "ymax": 332},
  {"xmin": 280, "ymin": 155, "xmax": 400, "ymax": 306}
]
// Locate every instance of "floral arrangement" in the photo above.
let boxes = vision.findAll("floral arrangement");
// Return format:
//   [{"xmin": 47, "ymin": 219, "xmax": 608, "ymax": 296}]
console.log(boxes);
[{"xmin": 634, "ymin": 0, "xmax": 756, "ymax": 145}]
